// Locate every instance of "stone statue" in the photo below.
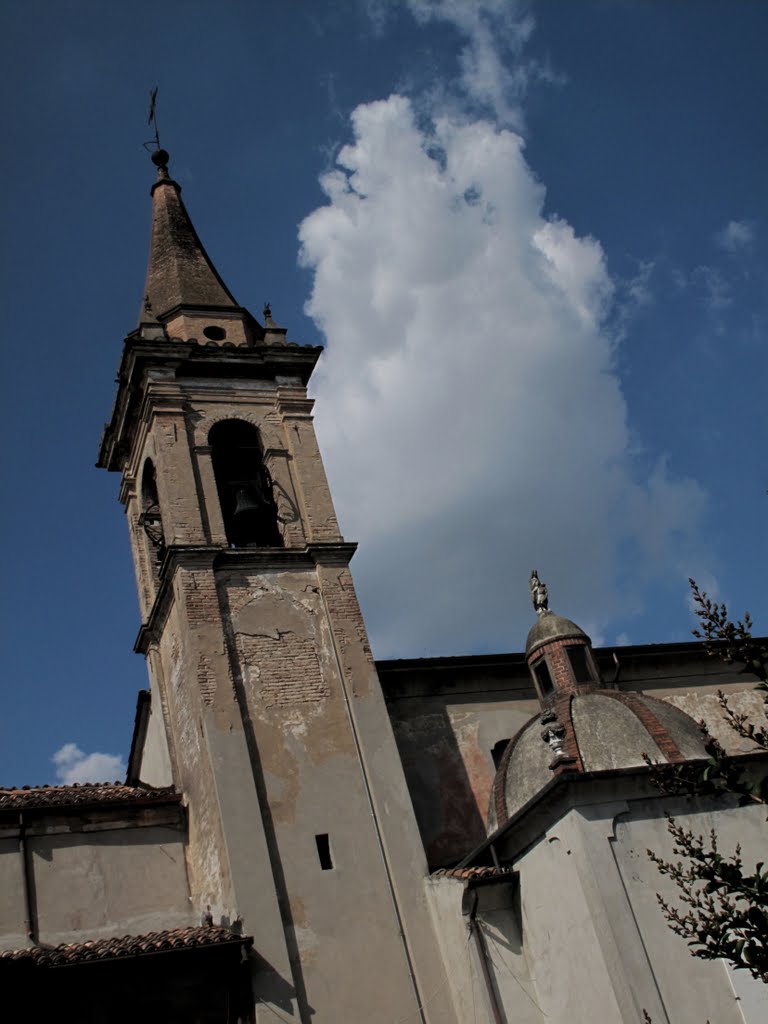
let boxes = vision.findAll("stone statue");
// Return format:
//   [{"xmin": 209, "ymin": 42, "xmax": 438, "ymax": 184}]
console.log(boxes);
[
  {"xmin": 530, "ymin": 569, "xmax": 549, "ymax": 616},
  {"xmin": 541, "ymin": 710, "xmax": 565, "ymax": 756}
]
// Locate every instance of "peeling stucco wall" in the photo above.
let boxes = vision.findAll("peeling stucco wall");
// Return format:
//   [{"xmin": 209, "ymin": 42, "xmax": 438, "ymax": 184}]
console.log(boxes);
[
  {"xmin": 221, "ymin": 564, "xmax": 454, "ymax": 1023},
  {"xmin": 387, "ymin": 684, "xmax": 538, "ymax": 867},
  {"xmin": 666, "ymin": 688, "xmax": 767, "ymax": 754},
  {"xmin": 156, "ymin": 595, "xmax": 234, "ymax": 921}
]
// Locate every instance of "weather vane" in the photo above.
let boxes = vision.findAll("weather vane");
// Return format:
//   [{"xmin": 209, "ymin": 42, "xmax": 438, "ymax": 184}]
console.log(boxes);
[{"xmin": 144, "ymin": 86, "xmax": 162, "ymax": 153}]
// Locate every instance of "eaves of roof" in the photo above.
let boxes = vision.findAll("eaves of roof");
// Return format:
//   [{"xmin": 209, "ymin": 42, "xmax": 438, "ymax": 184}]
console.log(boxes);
[
  {"xmin": 0, "ymin": 926, "xmax": 251, "ymax": 968},
  {"xmin": 0, "ymin": 783, "xmax": 180, "ymax": 813}
]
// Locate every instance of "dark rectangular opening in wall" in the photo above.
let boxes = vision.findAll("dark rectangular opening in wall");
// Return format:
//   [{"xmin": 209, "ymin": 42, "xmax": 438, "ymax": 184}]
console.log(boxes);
[
  {"xmin": 315, "ymin": 834, "xmax": 333, "ymax": 870},
  {"xmin": 491, "ymin": 739, "xmax": 510, "ymax": 770},
  {"xmin": 567, "ymin": 646, "xmax": 592, "ymax": 683},
  {"xmin": 534, "ymin": 658, "xmax": 554, "ymax": 696}
]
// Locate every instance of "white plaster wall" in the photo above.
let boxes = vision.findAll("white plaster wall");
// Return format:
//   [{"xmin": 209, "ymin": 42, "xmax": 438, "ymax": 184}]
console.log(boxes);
[
  {"xmin": 516, "ymin": 813, "xmax": 631, "ymax": 1023},
  {"xmin": 724, "ymin": 961, "xmax": 768, "ymax": 1024},
  {"xmin": 426, "ymin": 878, "xmax": 498, "ymax": 1023},
  {"xmin": 138, "ymin": 693, "xmax": 173, "ymax": 787},
  {"xmin": 31, "ymin": 825, "xmax": 192, "ymax": 945},
  {"xmin": 426, "ymin": 877, "xmax": 543, "ymax": 1024},
  {"xmin": 226, "ymin": 565, "xmax": 456, "ymax": 1024},
  {"xmin": 610, "ymin": 798, "xmax": 768, "ymax": 1024},
  {"xmin": 506, "ymin": 798, "xmax": 766, "ymax": 1024},
  {"xmin": 479, "ymin": 883, "xmax": 542, "ymax": 1024},
  {"xmin": 0, "ymin": 836, "xmax": 29, "ymax": 949}
]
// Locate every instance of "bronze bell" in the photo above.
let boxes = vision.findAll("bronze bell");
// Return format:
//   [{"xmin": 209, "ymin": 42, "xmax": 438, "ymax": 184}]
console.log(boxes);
[{"xmin": 233, "ymin": 485, "xmax": 266, "ymax": 518}]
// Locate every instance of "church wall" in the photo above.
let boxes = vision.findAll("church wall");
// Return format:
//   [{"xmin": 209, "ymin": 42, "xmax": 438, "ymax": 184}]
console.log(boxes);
[
  {"xmin": 389, "ymin": 692, "xmax": 537, "ymax": 866},
  {"xmin": 380, "ymin": 646, "xmax": 765, "ymax": 867},
  {"xmin": 426, "ymin": 875, "xmax": 542, "ymax": 1024},
  {"xmin": 381, "ymin": 656, "xmax": 536, "ymax": 867},
  {"xmin": 120, "ymin": 378, "xmax": 457, "ymax": 1020},
  {"xmin": 136, "ymin": 686, "xmax": 174, "ymax": 788},
  {"xmin": 514, "ymin": 810, "xmax": 633, "ymax": 1023},
  {"xmin": 479, "ymin": 886, "xmax": 543, "ymax": 1024},
  {"xmin": 0, "ymin": 837, "xmax": 28, "ymax": 950},
  {"xmin": 665, "ymin": 688, "xmax": 767, "ymax": 754},
  {"xmin": 220, "ymin": 562, "xmax": 458, "ymax": 1024},
  {"xmin": 0, "ymin": 822, "xmax": 192, "ymax": 950},
  {"xmin": 502, "ymin": 797, "xmax": 766, "ymax": 1023},
  {"xmin": 155, "ymin": 591, "xmax": 237, "ymax": 922},
  {"xmin": 609, "ymin": 796, "xmax": 768, "ymax": 1024}
]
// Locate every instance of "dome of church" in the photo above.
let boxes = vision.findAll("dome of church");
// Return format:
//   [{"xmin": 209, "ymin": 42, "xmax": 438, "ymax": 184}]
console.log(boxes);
[
  {"xmin": 487, "ymin": 689, "xmax": 708, "ymax": 834},
  {"xmin": 525, "ymin": 612, "xmax": 588, "ymax": 656}
]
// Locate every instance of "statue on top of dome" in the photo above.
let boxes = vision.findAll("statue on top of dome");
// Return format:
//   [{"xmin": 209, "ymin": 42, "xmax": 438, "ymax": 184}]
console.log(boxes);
[{"xmin": 530, "ymin": 570, "xmax": 549, "ymax": 616}]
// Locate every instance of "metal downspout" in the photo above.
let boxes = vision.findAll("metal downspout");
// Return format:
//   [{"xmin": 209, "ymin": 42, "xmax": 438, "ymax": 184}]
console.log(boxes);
[
  {"xmin": 468, "ymin": 891, "xmax": 504, "ymax": 1024},
  {"xmin": 19, "ymin": 812, "xmax": 38, "ymax": 944}
]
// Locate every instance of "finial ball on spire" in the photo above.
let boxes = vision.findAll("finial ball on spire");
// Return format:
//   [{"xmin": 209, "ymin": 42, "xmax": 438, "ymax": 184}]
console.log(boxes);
[{"xmin": 151, "ymin": 148, "xmax": 170, "ymax": 168}]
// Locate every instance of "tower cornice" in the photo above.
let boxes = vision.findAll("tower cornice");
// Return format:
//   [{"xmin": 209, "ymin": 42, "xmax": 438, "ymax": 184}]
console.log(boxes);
[
  {"xmin": 98, "ymin": 338, "xmax": 323, "ymax": 472},
  {"xmin": 133, "ymin": 542, "xmax": 358, "ymax": 654}
]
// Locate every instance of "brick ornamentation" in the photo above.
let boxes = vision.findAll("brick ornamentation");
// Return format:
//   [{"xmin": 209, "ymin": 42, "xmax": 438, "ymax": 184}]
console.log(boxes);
[{"xmin": 237, "ymin": 633, "xmax": 328, "ymax": 708}]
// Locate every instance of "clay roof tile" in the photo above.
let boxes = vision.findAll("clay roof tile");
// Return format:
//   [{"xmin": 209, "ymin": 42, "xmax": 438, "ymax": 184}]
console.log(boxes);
[
  {"xmin": 0, "ymin": 783, "xmax": 179, "ymax": 812},
  {"xmin": 0, "ymin": 926, "xmax": 251, "ymax": 967}
]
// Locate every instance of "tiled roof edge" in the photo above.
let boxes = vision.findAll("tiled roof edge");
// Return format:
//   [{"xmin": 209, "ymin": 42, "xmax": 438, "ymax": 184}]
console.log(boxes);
[
  {"xmin": 0, "ymin": 783, "xmax": 180, "ymax": 812},
  {"xmin": 431, "ymin": 865, "xmax": 516, "ymax": 881},
  {"xmin": 0, "ymin": 926, "xmax": 252, "ymax": 967}
]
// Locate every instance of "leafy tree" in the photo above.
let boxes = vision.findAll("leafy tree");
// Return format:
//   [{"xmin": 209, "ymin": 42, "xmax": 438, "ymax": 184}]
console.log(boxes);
[
  {"xmin": 647, "ymin": 819, "xmax": 768, "ymax": 983},
  {"xmin": 645, "ymin": 580, "xmax": 768, "ymax": 984}
]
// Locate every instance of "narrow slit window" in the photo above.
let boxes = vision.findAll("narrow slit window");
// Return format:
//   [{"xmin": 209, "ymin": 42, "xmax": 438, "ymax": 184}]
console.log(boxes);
[{"xmin": 315, "ymin": 834, "xmax": 333, "ymax": 871}]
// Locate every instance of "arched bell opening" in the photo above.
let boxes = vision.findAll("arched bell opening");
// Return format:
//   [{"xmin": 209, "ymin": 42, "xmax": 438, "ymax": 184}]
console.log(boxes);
[
  {"xmin": 209, "ymin": 419, "xmax": 282, "ymax": 548},
  {"xmin": 139, "ymin": 459, "xmax": 166, "ymax": 584}
]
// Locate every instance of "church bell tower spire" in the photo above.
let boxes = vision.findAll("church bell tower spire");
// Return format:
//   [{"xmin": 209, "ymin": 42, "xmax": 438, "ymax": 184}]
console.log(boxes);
[
  {"xmin": 137, "ymin": 147, "xmax": 256, "ymax": 345},
  {"xmin": 96, "ymin": 148, "xmax": 454, "ymax": 1024}
]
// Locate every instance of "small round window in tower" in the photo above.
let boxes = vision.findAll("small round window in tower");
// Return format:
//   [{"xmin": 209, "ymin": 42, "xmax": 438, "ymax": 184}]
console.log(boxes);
[{"xmin": 203, "ymin": 325, "xmax": 227, "ymax": 341}]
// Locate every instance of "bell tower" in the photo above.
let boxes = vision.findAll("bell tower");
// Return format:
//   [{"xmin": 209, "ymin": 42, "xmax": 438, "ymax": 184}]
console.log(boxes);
[{"xmin": 98, "ymin": 149, "xmax": 454, "ymax": 1023}]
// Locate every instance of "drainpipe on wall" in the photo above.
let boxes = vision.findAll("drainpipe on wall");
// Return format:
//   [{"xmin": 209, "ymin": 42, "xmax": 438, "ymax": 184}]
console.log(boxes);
[
  {"xmin": 18, "ymin": 812, "xmax": 38, "ymax": 945},
  {"xmin": 467, "ymin": 890, "xmax": 504, "ymax": 1024}
]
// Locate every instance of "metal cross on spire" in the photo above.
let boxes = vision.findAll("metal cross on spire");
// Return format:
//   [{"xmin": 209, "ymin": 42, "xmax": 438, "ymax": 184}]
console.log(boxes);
[{"xmin": 146, "ymin": 86, "xmax": 161, "ymax": 152}]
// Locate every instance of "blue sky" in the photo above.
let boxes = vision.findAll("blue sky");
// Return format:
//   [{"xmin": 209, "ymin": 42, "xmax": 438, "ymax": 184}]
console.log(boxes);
[{"xmin": 0, "ymin": 0, "xmax": 765, "ymax": 786}]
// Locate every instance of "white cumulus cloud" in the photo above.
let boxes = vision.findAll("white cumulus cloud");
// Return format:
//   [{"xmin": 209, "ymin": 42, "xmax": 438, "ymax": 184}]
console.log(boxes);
[
  {"xmin": 299, "ymin": 94, "xmax": 706, "ymax": 656},
  {"xmin": 369, "ymin": 0, "xmax": 555, "ymax": 127},
  {"xmin": 406, "ymin": 0, "xmax": 535, "ymax": 125},
  {"xmin": 715, "ymin": 219, "xmax": 755, "ymax": 254},
  {"xmin": 52, "ymin": 743, "xmax": 126, "ymax": 785}
]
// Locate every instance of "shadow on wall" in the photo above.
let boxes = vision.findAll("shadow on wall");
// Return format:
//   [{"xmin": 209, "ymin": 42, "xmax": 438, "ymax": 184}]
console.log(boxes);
[{"xmin": 389, "ymin": 703, "xmax": 489, "ymax": 867}]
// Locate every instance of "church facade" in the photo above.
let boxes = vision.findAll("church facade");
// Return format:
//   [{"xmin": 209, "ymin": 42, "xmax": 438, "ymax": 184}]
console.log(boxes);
[{"xmin": 0, "ymin": 148, "xmax": 765, "ymax": 1024}]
